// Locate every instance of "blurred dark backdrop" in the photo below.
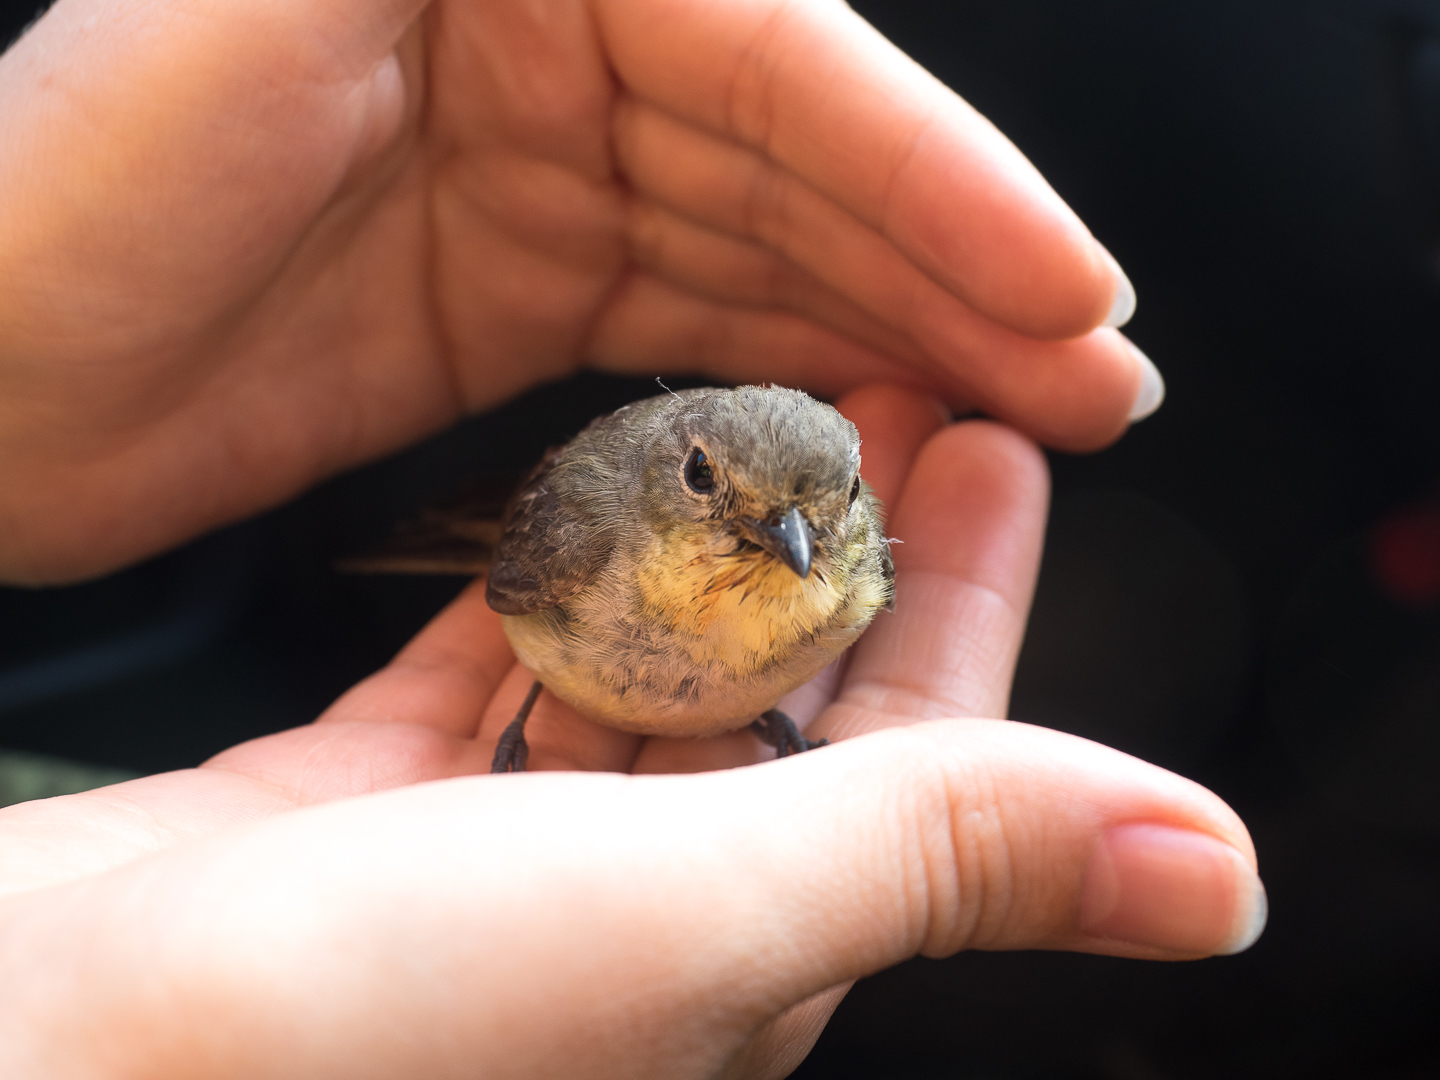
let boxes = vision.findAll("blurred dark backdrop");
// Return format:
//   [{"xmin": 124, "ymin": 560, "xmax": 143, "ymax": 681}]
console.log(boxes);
[{"xmin": 2, "ymin": 0, "xmax": 1438, "ymax": 1076}]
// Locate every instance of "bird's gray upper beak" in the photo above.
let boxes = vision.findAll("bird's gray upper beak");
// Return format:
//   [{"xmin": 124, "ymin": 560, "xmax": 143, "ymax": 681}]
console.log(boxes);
[{"xmin": 746, "ymin": 506, "xmax": 813, "ymax": 578}]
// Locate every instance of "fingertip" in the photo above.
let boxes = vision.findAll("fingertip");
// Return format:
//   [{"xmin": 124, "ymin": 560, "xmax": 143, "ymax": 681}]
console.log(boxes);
[
  {"xmin": 1100, "ymin": 246, "xmax": 1137, "ymax": 329},
  {"xmin": 1008, "ymin": 237, "xmax": 1121, "ymax": 341},
  {"xmin": 705, "ymin": 722, "xmax": 1264, "ymax": 985},
  {"xmin": 887, "ymin": 110, "xmax": 1120, "ymax": 341},
  {"xmin": 931, "ymin": 418, "xmax": 1050, "ymax": 494},
  {"xmin": 1006, "ymin": 329, "xmax": 1145, "ymax": 452},
  {"xmin": 1125, "ymin": 341, "xmax": 1166, "ymax": 422},
  {"xmin": 313, "ymin": 579, "xmax": 515, "ymax": 739},
  {"xmin": 833, "ymin": 384, "xmax": 949, "ymax": 507},
  {"xmin": 891, "ymin": 420, "xmax": 1049, "ymax": 579},
  {"xmin": 1219, "ymin": 870, "xmax": 1269, "ymax": 956},
  {"xmin": 1079, "ymin": 823, "xmax": 1267, "ymax": 959},
  {"xmin": 393, "ymin": 577, "xmax": 504, "ymax": 663},
  {"xmin": 837, "ymin": 423, "xmax": 1049, "ymax": 721},
  {"xmin": 835, "ymin": 382, "xmax": 952, "ymax": 427}
]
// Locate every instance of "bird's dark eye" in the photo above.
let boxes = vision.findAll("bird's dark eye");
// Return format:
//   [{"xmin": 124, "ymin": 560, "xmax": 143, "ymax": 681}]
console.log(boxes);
[
  {"xmin": 685, "ymin": 447, "xmax": 715, "ymax": 493},
  {"xmin": 849, "ymin": 476, "xmax": 861, "ymax": 505}
]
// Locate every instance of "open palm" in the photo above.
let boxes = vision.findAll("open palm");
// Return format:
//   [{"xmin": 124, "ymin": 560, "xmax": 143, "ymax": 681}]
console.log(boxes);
[{"xmin": 0, "ymin": 389, "xmax": 1258, "ymax": 1079}]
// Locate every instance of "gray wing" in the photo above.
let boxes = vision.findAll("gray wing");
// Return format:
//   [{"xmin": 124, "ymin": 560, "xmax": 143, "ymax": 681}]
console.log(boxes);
[{"xmin": 485, "ymin": 447, "xmax": 614, "ymax": 616}]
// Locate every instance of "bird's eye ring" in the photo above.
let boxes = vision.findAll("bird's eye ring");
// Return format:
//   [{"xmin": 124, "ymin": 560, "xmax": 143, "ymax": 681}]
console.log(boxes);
[
  {"xmin": 685, "ymin": 447, "xmax": 715, "ymax": 494},
  {"xmin": 848, "ymin": 476, "xmax": 861, "ymax": 505}
]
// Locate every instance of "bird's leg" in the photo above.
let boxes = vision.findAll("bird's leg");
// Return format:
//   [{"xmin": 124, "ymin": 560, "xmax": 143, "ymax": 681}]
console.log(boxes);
[
  {"xmin": 750, "ymin": 708, "xmax": 829, "ymax": 757},
  {"xmin": 491, "ymin": 681, "xmax": 543, "ymax": 774}
]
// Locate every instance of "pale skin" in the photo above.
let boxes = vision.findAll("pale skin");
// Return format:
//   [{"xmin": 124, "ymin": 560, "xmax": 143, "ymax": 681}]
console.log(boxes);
[
  {"xmin": 0, "ymin": 0, "xmax": 1256, "ymax": 1076},
  {"xmin": 0, "ymin": 0, "xmax": 1151, "ymax": 584},
  {"xmin": 0, "ymin": 390, "xmax": 1263, "ymax": 1078}
]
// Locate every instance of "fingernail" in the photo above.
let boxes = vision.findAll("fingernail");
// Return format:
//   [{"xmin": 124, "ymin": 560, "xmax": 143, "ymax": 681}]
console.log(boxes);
[
  {"xmin": 1126, "ymin": 342, "xmax": 1165, "ymax": 422},
  {"xmin": 1080, "ymin": 823, "xmax": 1268, "ymax": 956},
  {"xmin": 1101, "ymin": 248, "xmax": 1137, "ymax": 328}
]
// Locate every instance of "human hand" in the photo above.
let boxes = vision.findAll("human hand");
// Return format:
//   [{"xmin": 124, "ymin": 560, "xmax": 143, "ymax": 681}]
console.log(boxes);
[
  {"xmin": 0, "ymin": 0, "xmax": 1156, "ymax": 583},
  {"xmin": 0, "ymin": 388, "xmax": 1260, "ymax": 1079}
]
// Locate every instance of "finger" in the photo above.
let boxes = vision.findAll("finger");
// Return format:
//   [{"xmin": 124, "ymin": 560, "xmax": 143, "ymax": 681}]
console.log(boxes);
[
  {"xmin": 200, "ymin": 580, "xmax": 513, "ymax": 797},
  {"xmin": 832, "ymin": 384, "xmax": 950, "ymax": 509},
  {"xmin": 614, "ymin": 99, "xmax": 1142, "ymax": 449},
  {"xmin": 590, "ymin": 265, "xmax": 1138, "ymax": 459},
  {"xmin": 592, "ymin": 268, "xmax": 1141, "ymax": 455},
  {"xmin": 315, "ymin": 579, "xmax": 513, "ymax": 739},
  {"xmin": 630, "ymin": 725, "xmax": 772, "ymax": 775},
  {"xmin": 25, "ymin": 722, "xmax": 1263, "ymax": 1077},
  {"xmin": 321, "ymin": 578, "xmax": 642, "ymax": 771},
  {"xmin": 716, "ymin": 981, "xmax": 853, "ymax": 1080},
  {"xmin": 0, "ymin": 766, "xmax": 303, "ymax": 901},
  {"xmin": 585, "ymin": 270, "xmax": 928, "ymax": 399},
  {"xmin": 203, "ymin": 581, "xmax": 516, "ymax": 798},
  {"xmin": 820, "ymin": 420, "xmax": 1048, "ymax": 740},
  {"xmin": 71, "ymin": 579, "xmax": 631, "ymax": 849},
  {"xmin": 2, "ymin": 580, "xmax": 519, "ymax": 898},
  {"xmin": 625, "ymin": 195, "xmax": 932, "ymax": 373},
  {"xmin": 599, "ymin": 0, "xmax": 1122, "ymax": 339}
]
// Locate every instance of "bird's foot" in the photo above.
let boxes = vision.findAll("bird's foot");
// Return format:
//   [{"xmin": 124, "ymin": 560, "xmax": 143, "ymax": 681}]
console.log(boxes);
[
  {"xmin": 490, "ymin": 718, "xmax": 529, "ymax": 773},
  {"xmin": 491, "ymin": 681, "xmax": 543, "ymax": 773},
  {"xmin": 750, "ymin": 709, "xmax": 829, "ymax": 758}
]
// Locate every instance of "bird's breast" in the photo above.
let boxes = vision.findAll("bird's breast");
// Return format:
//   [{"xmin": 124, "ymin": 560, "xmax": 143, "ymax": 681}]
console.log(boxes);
[{"xmin": 635, "ymin": 527, "xmax": 849, "ymax": 675}]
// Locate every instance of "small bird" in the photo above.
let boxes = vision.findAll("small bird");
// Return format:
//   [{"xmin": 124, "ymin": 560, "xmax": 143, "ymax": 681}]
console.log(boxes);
[{"xmin": 348, "ymin": 385, "xmax": 894, "ymax": 771}]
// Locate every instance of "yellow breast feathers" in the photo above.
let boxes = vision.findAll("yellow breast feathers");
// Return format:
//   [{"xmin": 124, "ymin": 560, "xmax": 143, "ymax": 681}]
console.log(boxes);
[{"xmin": 636, "ymin": 525, "xmax": 850, "ymax": 674}]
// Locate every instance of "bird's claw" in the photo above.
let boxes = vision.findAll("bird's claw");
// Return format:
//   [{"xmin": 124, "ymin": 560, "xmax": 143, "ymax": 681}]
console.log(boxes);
[
  {"xmin": 750, "ymin": 709, "xmax": 829, "ymax": 757},
  {"xmin": 490, "ymin": 718, "xmax": 530, "ymax": 773}
]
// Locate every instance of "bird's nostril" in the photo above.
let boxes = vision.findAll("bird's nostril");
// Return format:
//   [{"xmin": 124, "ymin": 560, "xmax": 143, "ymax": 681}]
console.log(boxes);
[{"xmin": 767, "ymin": 515, "xmax": 782, "ymax": 527}]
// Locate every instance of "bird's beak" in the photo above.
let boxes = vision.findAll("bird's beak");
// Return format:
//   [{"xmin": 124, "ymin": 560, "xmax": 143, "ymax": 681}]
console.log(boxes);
[{"xmin": 744, "ymin": 506, "xmax": 813, "ymax": 578}]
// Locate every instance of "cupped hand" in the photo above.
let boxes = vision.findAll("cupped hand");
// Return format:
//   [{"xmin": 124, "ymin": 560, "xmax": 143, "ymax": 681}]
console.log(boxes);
[
  {"xmin": 0, "ymin": 388, "xmax": 1260, "ymax": 1080},
  {"xmin": 0, "ymin": 0, "xmax": 1154, "ymax": 583}
]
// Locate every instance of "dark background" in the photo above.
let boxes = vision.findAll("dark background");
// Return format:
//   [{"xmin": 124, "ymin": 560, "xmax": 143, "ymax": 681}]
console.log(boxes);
[{"xmin": 3, "ymin": 0, "xmax": 1439, "ymax": 1076}]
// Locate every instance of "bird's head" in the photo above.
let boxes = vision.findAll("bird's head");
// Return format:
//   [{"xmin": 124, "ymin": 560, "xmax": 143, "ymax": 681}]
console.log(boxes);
[{"xmin": 641, "ymin": 386, "xmax": 867, "ymax": 578}]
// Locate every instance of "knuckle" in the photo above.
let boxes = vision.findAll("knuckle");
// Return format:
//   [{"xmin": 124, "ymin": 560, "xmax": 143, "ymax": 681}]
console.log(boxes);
[
  {"xmin": 740, "ymin": 161, "xmax": 791, "ymax": 245},
  {"xmin": 722, "ymin": 2, "xmax": 789, "ymax": 152},
  {"xmin": 896, "ymin": 739, "xmax": 1019, "ymax": 957},
  {"xmin": 623, "ymin": 199, "xmax": 668, "ymax": 267}
]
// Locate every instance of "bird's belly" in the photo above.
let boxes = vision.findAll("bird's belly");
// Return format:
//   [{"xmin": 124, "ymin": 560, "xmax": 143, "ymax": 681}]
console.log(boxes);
[{"xmin": 500, "ymin": 573, "xmax": 862, "ymax": 736}]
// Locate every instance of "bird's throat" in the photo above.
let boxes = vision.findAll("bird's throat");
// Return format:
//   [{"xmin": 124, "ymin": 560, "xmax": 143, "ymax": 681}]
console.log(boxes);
[{"xmin": 636, "ymin": 527, "xmax": 847, "ymax": 673}]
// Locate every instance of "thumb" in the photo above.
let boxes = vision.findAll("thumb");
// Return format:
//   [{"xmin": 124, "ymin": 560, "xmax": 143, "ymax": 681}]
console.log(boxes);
[
  {"xmin": 669, "ymin": 717, "xmax": 1268, "ymax": 1077},
  {"xmin": 5, "ymin": 720, "xmax": 1264, "ymax": 1079},
  {"xmin": 689, "ymin": 719, "xmax": 1264, "ymax": 981}
]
